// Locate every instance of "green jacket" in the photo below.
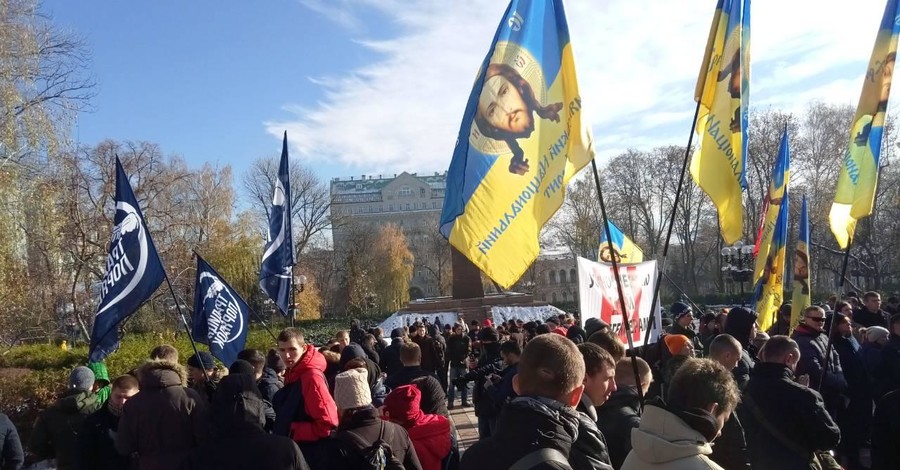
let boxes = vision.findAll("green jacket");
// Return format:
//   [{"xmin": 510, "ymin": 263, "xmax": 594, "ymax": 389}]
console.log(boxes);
[
  {"xmin": 87, "ymin": 362, "xmax": 111, "ymax": 405},
  {"xmin": 29, "ymin": 390, "xmax": 101, "ymax": 470}
]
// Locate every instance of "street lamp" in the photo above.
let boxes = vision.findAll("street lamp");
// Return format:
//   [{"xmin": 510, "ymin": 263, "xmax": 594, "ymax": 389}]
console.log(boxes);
[{"xmin": 720, "ymin": 241, "xmax": 755, "ymax": 305}]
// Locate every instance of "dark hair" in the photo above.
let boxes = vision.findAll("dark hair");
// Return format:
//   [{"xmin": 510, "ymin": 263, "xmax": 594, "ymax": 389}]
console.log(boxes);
[
  {"xmin": 667, "ymin": 358, "xmax": 740, "ymax": 415},
  {"xmin": 150, "ymin": 344, "xmax": 178, "ymax": 362},
  {"xmin": 266, "ymin": 349, "xmax": 286, "ymax": 373},
  {"xmin": 587, "ymin": 330, "xmax": 626, "ymax": 362},
  {"xmin": 535, "ymin": 324, "xmax": 552, "ymax": 335},
  {"xmin": 277, "ymin": 328, "xmax": 305, "ymax": 344},
  {"xmin": 758, "ymin": 335, "xmax": 799, "ymax": 362},
  {"xmin": 517, "ymin": 335, "xmax": 584, "ymax": 402},
  {"xmin": 112, "ymin": 374, "xmax": 139, "ymax": 391},
  {"xmin": 863, "ymin": 291, "xmax": 881, "ymax": 302},
  {"xmin": 500, "ymin": 340, "xmax": 521, "ymax": 356},
  {"xmin": 578, "ymin": 342, "xmax": 615, "ymax": 377},
  {"xmin": 237, "ymin": 349, "xmax": 266, "ymax": 371}
]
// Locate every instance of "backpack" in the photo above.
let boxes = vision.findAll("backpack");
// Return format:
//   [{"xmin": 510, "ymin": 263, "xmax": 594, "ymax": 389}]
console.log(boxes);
[{"xmin": 337, "ymin": 421, "xmax": 405, "ymax": 470}]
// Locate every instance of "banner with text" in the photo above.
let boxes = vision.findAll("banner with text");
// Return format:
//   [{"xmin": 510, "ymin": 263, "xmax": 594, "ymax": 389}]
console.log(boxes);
[{"xmin": 577, "ymin": 257, "xmax": 661, "ymax": 348}]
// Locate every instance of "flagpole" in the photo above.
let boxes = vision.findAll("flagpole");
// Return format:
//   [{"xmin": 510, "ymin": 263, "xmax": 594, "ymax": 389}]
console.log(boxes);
[
  {"xmin": 251, "ymin": 306, "xmax": 278, "ymax": 342},
  {"xmin": 819, "ymin": 242, "xmax": 852, "ymax": 391},
  {"xmin": 643, "ymin": 99, "xmax": 703, "ymax": 348},
  {"xmin": 590, "ymin": 157, "xmax": 646, "ymax": 409},
  {"xmin": 162, "ymin": 272, "xmax": 212, "ymax": 385},
  {"xmin": 290, "ymin": 271, "xmax": 296, "ymax": 328}
]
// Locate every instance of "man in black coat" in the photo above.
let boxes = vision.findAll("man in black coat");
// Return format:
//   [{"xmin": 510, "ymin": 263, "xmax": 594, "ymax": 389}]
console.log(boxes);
[
  {"xmin": 738, "ymin": 336, "xmax": 841, "ymax": 470},
  {"xmin": 828, "ymin": 312, "xmax": 872, "ymax": 469},
  {"xmin": 384, "ymin": 342, "xmax": 435, "ymax": 390},
  {"xmin": 879, "ymin": 314, "xmax": 900, "ymax": 397},
  {"xmin": 791, "ymin": 306, "xmax": 847, "ymax": 420},
  {"xmin": 446, "ymin": 323, "xmax": 472, "ymax": 408},
  {"xmin": 572, "ymin": 343, "xmax": 615, "ymax": 470},
  {"xmin": 78, "ymin": 375, "xmax": 139, "ymax": 470},
  {"xmin": 0, "ymin": 413, "xmax": 23, "ymax": 470},
  {"xmin": 872, "ymin": 388, "xmax": 900, "ymax": 470},
  {"xmin": 707, "ymin": 334, "xmax": 751, "ymax": 470},
  {"xmin": 722, "ymin": 307, "xmax": 758, "ymax": 390},
  {"xmin": 669, "ymin": 302, "xmax": 703, "ymax": 353},
  {"xmin": 854, "ymin": 291, "xmax": 890, "ymax": 328},
  {"xmin": 454, "ymin": 327, "xmax": 503, "ymax": 439},
  {"xmin": 380, "ymin": 328, "xmax": 406, "ymax": 377},
  {"xmin": 596, "ymin": 358, "xmax": 650, "ymax": 470},
  {"xmin": 237, "ymin": 349, "xmax": 282, "ymax": 403}
]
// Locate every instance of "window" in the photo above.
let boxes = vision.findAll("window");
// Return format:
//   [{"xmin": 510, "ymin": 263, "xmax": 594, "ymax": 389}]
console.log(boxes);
[
  {"xmin": 559, "ymin": 270, "xmax": 567, "ymax": 284},
  {"xmin": 399, "ymin": 186, "xmax": 412, "ymax": 197},
  {"xmin": 420, "ymin": 188, "xmax": 426, "ymax": 198},
  {"xmin": 432, "ymin": 202, "xmax": 437, "ymax": 209},
  {"xmin": 549, "ymin": 271, "xmax": 557, "ymax": 284},
  {"xmin": 355, "ymin": 183, "xmax": 363, "ymax": 190},
  {"xmin": 406, "ymin": 203, "xmax": 411, "ymax": 210},
  {"xmin": 570, "ymin": 269, "xmax": 577, "ymax": 282}
]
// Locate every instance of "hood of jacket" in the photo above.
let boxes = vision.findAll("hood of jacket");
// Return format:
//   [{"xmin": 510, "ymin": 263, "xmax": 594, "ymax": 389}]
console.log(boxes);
[
  {"xmin": 406, "ymin": 413, "xmax": 450, "ymax": 441},
  {"xmin": 87, "ymin": 361, "xmax": 110, "ymax": 386},
  {"xmin": 339, "ymin": 343, "xmax": 367, "ymax": 368},
  {"xmin": 493, "ymin": 396, "xmax": 581, "ymax": 449},
  {"xmin": 138, "ymin": 360, "xmax": 187, "ymax": 389},
  {"xmin": 210, "ymin": 373, "xmax": 266, "ymax": 435},
  {"xmin": 723, "ymin": 307, "xmax": 758, "ymax": 348},
  {"xmin": 286, "ymin": 343, "xmax": 327, "ymax": 384},
  {"xmin": 55, "ymin": 389, "xmax": 99, "ymax": 414},
  {"xmin": 629, "ymin": 403, "xmax": 713, "ymax": 464},
  {"xmin": 600, "ymin": 385, "xmax": 642, "ymax": 414}
]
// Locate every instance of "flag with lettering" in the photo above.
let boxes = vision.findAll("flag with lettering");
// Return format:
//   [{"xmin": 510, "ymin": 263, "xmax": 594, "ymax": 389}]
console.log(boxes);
[
  {"xmin": 690, "ymin": 0, "xmax": 750, "ymax": 244},
  {"xmin": 259, "ymin": 132, "xmax": 294, "ymax": 315},
  {"xmin": 193, "ymin": 255, "xmax": 250, "ymax": 367},
  {"xmin": 830, "ymin": 0, "xmax": 900, "ymax": 248},
  {"xmin": 440, "ymin": 0, "xmax": 594, "ymax": 288},
  {"xmin": 753, "ymin": 129, "xmax": 790, "ymax": 333},
  {"xmin": 598, "ymin": 220, "xmax": 644, "ymax": 263},
  {"xmin": 791, "ymin": 195, "xmax": 810, "ymax": 333},
  {"xmin": 89, "ymin": 157, "xmax": 165, "ymax": 362}
]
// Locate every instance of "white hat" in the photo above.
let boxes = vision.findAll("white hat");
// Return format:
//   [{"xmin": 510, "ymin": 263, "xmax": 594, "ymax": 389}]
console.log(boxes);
[
  {"xmin": 866, "ymin": 326, "xmax": 890, "ymax": 343},
  {"xmin": 334, "ymin": 368, "xmax": 371, "ymax": 410}
]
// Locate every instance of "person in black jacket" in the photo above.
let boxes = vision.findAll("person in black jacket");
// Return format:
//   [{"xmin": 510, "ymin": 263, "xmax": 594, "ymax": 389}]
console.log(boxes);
[
  {"xmin": 385, "ymin": 342, "xmax": 435, "ymax": 390},
  {"xmin": 827, "ymin": 312, "xmax": 872, "ymax": 469},
  {"xmin": 596, "ymin": 358, "xmax": 651, "ymax": 470},
  {"xmin": 0, "ymin": 413, "xmax": 24, "ymax": 470},
  {"xmin": 446, "ymin": 323, "xmax": 472, "ymax": 409},
  {"xmin": 791, "ymin": 306, "xmax": 847, "ymax": 420},
  {"xmin": 707, "ymin": 334, "xmax": 751, "ymax": 470},
  {"xmin": 348, "ymin": 319, "xmax": 366, "ymax": 346},
  {"xmin": 738, "ymin": 336, "xmax": 841, "ymax": 470},
  {"xmin": 461, "ymin": 335, "xmax": 585, "ymax": 470},
  {"xmin": 669, "ymin": 302, "xmax": 703, "ymax": 353},
  {"xmin": 879, "ymin": 314, "xmax": 900, "ymax": 398},
  {"xmin": 380, "ymin": 328, "xmax": 406, "ymax": 377},
  {"xmin": 237, "ymin": 349, "xmax": 282, "ymax": 403},
  {"xmin": 78, "ymin": 375, "xmax": 139, "ymax": 470},
  {"xmin": 453, "ymin": 327, "xmax": 503, "ymax": 439},
  {"xmin": 872, "ymin": 388, "xmax": 900, "ymax": 470},
  {"xmin": 573, "ymin": 343, "xmax": 615, "ymax": 469},
  {"xmin": 722, "ymin": 307, "xmax": 758, "ymax": 390},
  {"xmin": 854, "ymin": 291, "xmax": 890, "ymax": 328}
]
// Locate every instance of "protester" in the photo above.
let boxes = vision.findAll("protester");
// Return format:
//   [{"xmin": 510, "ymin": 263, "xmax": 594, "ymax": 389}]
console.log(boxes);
[
  {"xmin": 698, "ymin": 312, "xmax": 719, "ymax": 351},
  {"xmin": 116, "ymin": 357, "xmax": 209, "ymax": 470},
  {"xmin": 30, "ymin": 366, "xmax": 102, "ymax": 470},
  {"xmin": 484, "ymin": 340, "xmax": 521, "ymax": 415},
  {"xmin": 267, "ymin": 348, "xmax": 287, "ymax": 383},
  {"xmin": 327, "ymin": 368, "xmax": 422, "ymax": 470},
  {"xmin": 706, "ymin": 335, "xmax": 751, "ymax": 470},
  {"xmin": 78, "ymin": 374, "xmax": 139, "ymax": 470},
  {"xmin": 655, "ymin": 334, "xmax": 693, "ymax": 400},
  {"xmin": 573, "ymin": 343, "xmax": 615, "ymax": 469},
  {"xmin": 738, "ymin": 336, "xmax": 841, "ymax": 470},
  {"xmin": 669, "ymin": 302, "xmax": 703, "ymax": 353},
  {"xmin": 372, "ymin": 327, "xmax": 389, "ymax": 355},
  {"xmin": 596, "ymin": 357, "xmax": 651, "ymax": 470},
  {"xmin": 454, "ymin": 326, "xmax": 503, "ymax": 438},
  {"xmin": 87, "ymin": 361, "xmax": 111, "ymax": 405},
  {"xmin": 828, "ymin": 311, "xmax": 872, "ymax": 469},
  {"xmin": 566, "ymin": 320, "xmax": 588, "ymax": 344},
  {"xmin": 334, "ymin": 330, "xmax": 351, "ymax": 353},
  {"xmin": 384, "ymin": 385, "xmax": 452, "ymax": 470},
  {"xmin": 182, "ymin": 373, "xmax": 310, "ymax": 470},
  {"xmin": 0, "ymin": 412, "xmax": 24, "ymax": 470},
  {"xmin": 149, "ymin": 344, "xmax": 178, "ymax": 362},
  {"xmin": 587, "ymin": 330, "xmax": 626, "ymax": 362},
  {"xmin": 622, "ymin": 358, "xmax": 740, "ymax": 470},
  {"xmin": 854, "ymin": 291, "xmax": 890, "ymax": 328},
  {"xmin": 879, "ymin": 314, "xmax": 900, "ymax": 397},
  {"xmin": 791, "ymin": 306, "xmax": 847, "ymax": 419},
  {"xmin": 186, "ymin": 351, "xmax": 221, "ymax": 404},
  {"xmin": 722, "ymin": 307, "xmax": 758, "ymax": 390},
  {"xmin": 339, "ymin": 343, "xmax": 387, "ymax": 407},
  {"xmin": 461, "ymin": 335, "xmax": 585, "ymax": 469},
  {"xmin": 272, "ymin": 328, "xmax": 339, "ymax": 469},
  {"xmin": 384, "ymin": 342, "xmax": 434, "ymax": 389},
  {"xmin": 229, "ymin": 359, "xmax": 276, "ymax": 430},
  {"xmin": 447, "ymin": 323, "xmax": 472, "ymax": 409},
  {"xmin": 410, "ymin": 322, "xmax": 442, "ymax": 375},
  {"xmin": 237, "ymin": 348, "xmax": 282, "ymax": 403},
  {"xmin": 360, "ymin": 333, "xmax": 381, "ymax": 365},
  {"xmin": 767, "ymin": 304, "xmax": 793, "ymax": 336},
  {"xmin": 585, "ymin": 317, "xmax": 610, "ymax": 339},
  {"xmin": 380, "ymin": 328, "xmax": 406, "ymax": 377},
  {"xmin": 349, "ymin": 319, "xmax": 366, "ymax": 345},
  {"xmin": 871, "ymin": 388, "xmax": 900, "ymax": 470}
]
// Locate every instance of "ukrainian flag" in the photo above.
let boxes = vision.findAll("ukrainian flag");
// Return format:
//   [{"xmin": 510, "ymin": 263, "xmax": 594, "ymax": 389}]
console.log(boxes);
[
  {"xmin": 791, "ymin": 195, "xmax": 810, "ymax": 333},
  {"xmin": 440, "ymin": 0, "xmax": 593, "ymax": 288},
  {"xmin": 598, "ymin": 220, "xmax": 644, "ymax": 264},
  {"xmin": 754, "ymin": 129, "xmax": 790, "ymax": 333},
  {"xmin": 830, "ymin": 0, "xmax": 900, "ymax": 249},
  {"xmin": 690, "ymin": 0, "xmax": 750, "ymax": 245}
]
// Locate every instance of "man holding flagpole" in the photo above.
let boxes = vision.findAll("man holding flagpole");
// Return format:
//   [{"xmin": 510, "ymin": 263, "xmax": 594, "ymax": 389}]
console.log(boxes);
[{"xmin": 260, "ymin": 132, "xmax": 295, "ymax": 323}]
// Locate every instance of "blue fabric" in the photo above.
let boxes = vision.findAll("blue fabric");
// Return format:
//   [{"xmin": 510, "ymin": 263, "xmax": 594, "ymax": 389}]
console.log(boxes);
[
  {"xmin": 259, "ymin": 132, "xmax": 295, "ymax": 315},
  {"xmin": 192, "ymin": 255, "xmax": 251, "ymax": 367}
]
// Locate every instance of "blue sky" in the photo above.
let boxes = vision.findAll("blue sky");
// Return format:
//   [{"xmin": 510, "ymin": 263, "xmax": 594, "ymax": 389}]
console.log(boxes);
[{"xmin": 47, "ymin": 0, "xmax": 890, "ymax": 188}]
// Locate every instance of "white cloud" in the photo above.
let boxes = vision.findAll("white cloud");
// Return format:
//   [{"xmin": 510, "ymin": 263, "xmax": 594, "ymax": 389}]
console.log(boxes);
[{"xmin": 271, "ymin": 0, "xmax": 889, "ymax": 172}]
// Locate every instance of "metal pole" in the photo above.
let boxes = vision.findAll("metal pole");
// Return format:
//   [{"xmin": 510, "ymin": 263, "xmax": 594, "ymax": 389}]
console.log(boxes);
[
  {"xmin": 819, "ymin": 243, "xmax": 852, "ymax": 391},
  {"xmin": 163, "ymin": 272, "xmax": 211, "ymax": 385}
]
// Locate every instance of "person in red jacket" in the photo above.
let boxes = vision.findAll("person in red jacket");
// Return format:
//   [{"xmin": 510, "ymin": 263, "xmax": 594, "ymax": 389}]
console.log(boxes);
[
  {"xmin": 272, "ymin": 328, "xmax": 339, "ymax": 469},
  {"xmin": 383, "ymin": 384, "xmax": 451, "ymax": 470}
]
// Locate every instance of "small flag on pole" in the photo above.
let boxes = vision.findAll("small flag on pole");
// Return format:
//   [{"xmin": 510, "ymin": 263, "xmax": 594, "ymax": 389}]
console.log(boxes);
[
  {"xmin": 260, "ymin": 132, "xmax": 295, "ymax": 315},
  {"xmin": 89, "ymin": 157, "xmax": 165, "ymax": 362},
  {"xmin": 192, "ymin": 255, "xmax": 250, "ymax": 367},
  {"xmin": 598, "ymin": 220, "xmax": 644, "ymax": 263},
  {"xmin": 791, "ymin": 195, "xmax": 811, "ymax": 333}
]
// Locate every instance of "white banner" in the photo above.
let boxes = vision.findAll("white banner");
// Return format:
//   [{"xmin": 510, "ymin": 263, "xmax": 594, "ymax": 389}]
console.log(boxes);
[{"xmin": 577, "ymin": 257, "xmax": 661, "ymax": 348}]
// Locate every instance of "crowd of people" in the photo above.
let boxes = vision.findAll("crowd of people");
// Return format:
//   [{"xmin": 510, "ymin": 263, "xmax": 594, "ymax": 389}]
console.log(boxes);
[{"xmin": 0, "ymin": 291, "xmax": 898, "ymax": 469}]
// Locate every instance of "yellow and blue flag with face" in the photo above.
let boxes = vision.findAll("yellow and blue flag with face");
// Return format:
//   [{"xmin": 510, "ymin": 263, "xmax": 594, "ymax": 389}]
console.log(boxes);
[
  {"xmin": 690, "ymin": 0, "xmax": 750, "ymax": 245},
  {"xmin": 598, "ymin": 220, "xmax": 644, "ymax": 264},
  {"xmin": 440, "ymin": 0, "xmax": 593, "ymax": 288},
  {"xmin": 830, "ymin": 0, "xmax": 900, "ymax": 249},
  {"xmin": 754, "ymin": 129, "xmax": 790, "ymax": 333},
  {"xmin": 791, "ymin": 195, "xmax": 810, "ymax": 332}
]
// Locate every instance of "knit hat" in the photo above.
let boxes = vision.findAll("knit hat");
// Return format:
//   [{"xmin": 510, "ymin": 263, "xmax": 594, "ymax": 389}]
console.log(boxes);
[
  {"xmin": 671, "ymin": 302, "xmax": 693, "ymax": 319},
  {"xmin": 478, "ymin": 326, "xmax": 499, "ymax": 343},
  {"xmin": 188, "ymin": 351, "xmax": 216, "ymax": 370},
  {"xmin": 69, "ymin": 366, "xmax": 95, "ymax": 392},
  {"xmin": 390, "ymin": 327, "xmax": 405, "ymax": 339},
  {"xmin": 384, "ymin": 384, "xmax": 424, "ymax": 428},
  {"xmin": 482, "ymin": 319, "xmax": 494, "ymax": 327},
  {"xmin": 664, "ymin": 335, "xmax": 691, "ymax": 355},
  {"xmin": 584, "ymin": 317, "xmax": 609, "ymax": 338},
  {"xmin": 228, "ymin": 359, "xmax": 256, "ymax": 376},
  {"xmin": 266, "ymin": 349, "xmax": 286, "ymax": 373},
  {"xmin": 334, "ymin": 368, "xmax": 371, "ymax": 410},
  {"xmin": 866, "ymin": 326, "xmax": 890, "ymax": 343}
]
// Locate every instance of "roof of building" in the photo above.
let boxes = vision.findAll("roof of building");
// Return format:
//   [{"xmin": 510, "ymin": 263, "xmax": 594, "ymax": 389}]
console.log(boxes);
[{"xmin": 330, "ymin": 171, "xmax": 446, "ymax": 195}]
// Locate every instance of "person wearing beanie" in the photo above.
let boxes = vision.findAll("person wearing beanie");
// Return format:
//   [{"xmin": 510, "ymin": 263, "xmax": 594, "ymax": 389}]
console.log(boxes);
[
  {"xmin": 384, "ymin": 385, "xmax": 451, "ymax": 470},
  {"xmin": 327, "ymin": 369, "xmax": 423, "ymax": 470},
  {"xmin": 664, "ymin": 335, "xmax": 695, "ymax": 357},
  {"xmin": 229, "ymin": 358, "xmax": 276, "ymax": 431},
  {"xmin": 767, "ymin": 303, "xmax": 794, "ymax": 337},
  {"xmin": 79, "ymin": 374, "xmax": 140, "ymax": 470},
  {"xmin": 116, "ymin": 358, "xmax": 210, "ymax": 470},
  {"xmin": 863, "ymin": 326, "xmax": 890, "ymax": 396},
  {"xmin": 237, "ymin": 349, "xmax": 283, "ymax": 403},
  {"xmin": 338, "ymin": 344, "xmax": 387, "ymax": 407},
  {"xmin": 584, "ymin": 317, "xmax": 610, "ymax": 339},
  {"xmin": 657, "ymin": 335, "xmax": 694, "ymax": 402},
  {"xmin": 30, "ymin": 366, "xmax": 101, "ymax": 469},
  {"xmin": 380, "ymin": 327, "xmax": 406, "ymax": 377},
  {"xmin": 669, "ymin": 301, "xmax": 703, "ymax": 355},
  {"xmin": 187, "ymin": 351, "xmax": 221, "ymax": 405},
  {"xmin": 723, "ymin": 307, "xmax": 760, "ymax": 390}
]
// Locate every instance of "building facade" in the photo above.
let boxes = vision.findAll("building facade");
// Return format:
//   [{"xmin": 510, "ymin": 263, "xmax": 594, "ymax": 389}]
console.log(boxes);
[{"xmin": 330, "ymin": 171, "xmax": 448, "ymax": 299}]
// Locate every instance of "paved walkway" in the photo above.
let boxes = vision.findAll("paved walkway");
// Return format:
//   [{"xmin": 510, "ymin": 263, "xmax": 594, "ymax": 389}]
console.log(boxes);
[{"xmin": 449, "ymin": 405, "xmax": 480, "ymax": 453}]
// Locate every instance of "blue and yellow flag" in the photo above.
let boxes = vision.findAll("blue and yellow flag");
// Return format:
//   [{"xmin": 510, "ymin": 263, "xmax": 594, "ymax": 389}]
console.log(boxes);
[
  {"xmin": 791, "ymin": 195, "xmax": 810, "ymax": 332},
  {"xmin": 440, "ymin": 0, "xmax": 593, "ymax": 288},
  {"xmin": 754, "ymin": 129, "xmax": 790, "ymax": 333},
  {"xmin": 830, "ymin": 0, "xmax": 900, "ymax": 249},
  {"xmin": 598, "ymin": 220, "xmax": 644, "ymax": 264},
  {"xmin": 690, "ymin": 0, "xmax": 750, "ymax": 245}
]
